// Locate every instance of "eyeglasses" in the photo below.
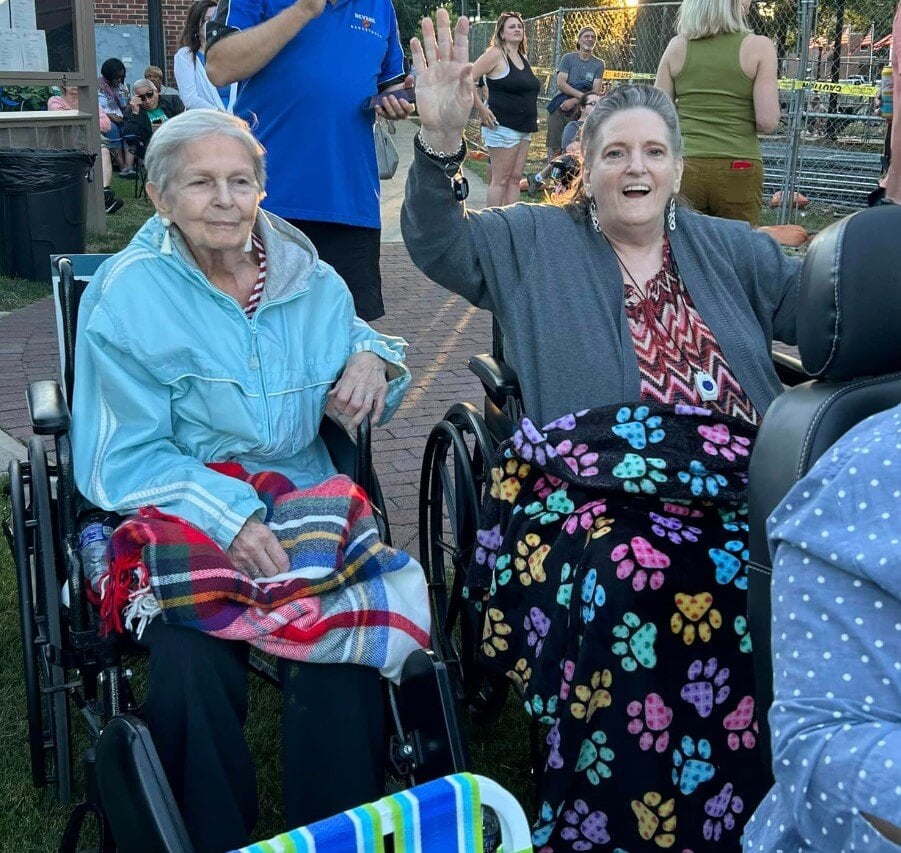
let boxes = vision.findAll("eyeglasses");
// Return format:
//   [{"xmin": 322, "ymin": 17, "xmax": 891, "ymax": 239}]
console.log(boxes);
[{"xmin": 137, "ymin": 92, "xmax": 155, "ymax": 101}]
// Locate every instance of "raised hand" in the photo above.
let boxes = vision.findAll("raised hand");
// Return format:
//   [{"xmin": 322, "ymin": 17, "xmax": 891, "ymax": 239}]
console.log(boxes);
[{"xmin": 410, "ymin": 9, "xmax": 474, "ymax": 149}]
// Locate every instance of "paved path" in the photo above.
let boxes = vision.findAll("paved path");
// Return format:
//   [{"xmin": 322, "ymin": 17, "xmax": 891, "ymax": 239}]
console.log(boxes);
[{"xmin": 0, "ymin": 129, "xmax": 491, "ymax": 555}]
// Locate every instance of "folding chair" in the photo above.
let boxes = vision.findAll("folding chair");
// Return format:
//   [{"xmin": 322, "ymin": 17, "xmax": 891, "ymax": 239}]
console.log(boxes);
[{"xmin": 235, "ymin": 773, "xmax": 533, "ymax": 853}]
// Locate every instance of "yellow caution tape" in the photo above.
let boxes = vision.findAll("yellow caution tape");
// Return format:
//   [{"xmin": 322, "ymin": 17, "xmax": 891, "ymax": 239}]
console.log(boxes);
[
  {"xmin": 550, "ymin": 68, "xmax": 878, "ymax": 97},
  {"xmin": 776, "ymin": 78, "xmax": 877, "ymax": 97},
  {"xmin": 603, "ymin": 69, "xmax": 655, "ymax": 80}
]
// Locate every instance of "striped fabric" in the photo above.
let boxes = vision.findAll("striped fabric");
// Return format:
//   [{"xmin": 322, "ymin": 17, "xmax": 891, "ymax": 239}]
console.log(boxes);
[
  {"xmin": 626, "ymin": 237, "xmax": 759, "ymax": 426},
  {"xmin": 233, "ymin": 774, "xmax": 503, "ymax": 853},
  {"xmin": 236, "ymin": 803, "xmax": 385, "ymax": 853},
  {"xmin": 244, "ymin": 232, "xmax": 266, "ymax": 318}
]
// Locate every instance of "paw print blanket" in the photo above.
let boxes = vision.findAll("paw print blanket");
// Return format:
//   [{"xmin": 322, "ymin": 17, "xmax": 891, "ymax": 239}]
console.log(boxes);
[
  {"xmin": 468, "ymin": 402, "xmax": 768, "ymax": 851},
  {"xmin": 99, "ymin": 468, "xmax": 429, "ymax": 682}
]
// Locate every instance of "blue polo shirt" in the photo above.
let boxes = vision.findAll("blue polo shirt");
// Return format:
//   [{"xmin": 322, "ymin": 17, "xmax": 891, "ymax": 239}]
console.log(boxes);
[{"xmin": 208, "ymin": 0, "xmax": 404, "ymax": 229}]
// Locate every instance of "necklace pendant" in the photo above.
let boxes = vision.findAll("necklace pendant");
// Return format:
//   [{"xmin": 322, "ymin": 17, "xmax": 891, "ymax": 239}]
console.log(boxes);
[{"xmin": 694, "ymin": 370, "xmax": 718, "ymax": 402}]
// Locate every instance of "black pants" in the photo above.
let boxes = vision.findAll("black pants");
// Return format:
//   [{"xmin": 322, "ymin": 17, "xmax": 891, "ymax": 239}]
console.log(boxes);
[
  {"xmin": 287, "ymin": 219, "xmax": 385, "ymax": 321},
  {"xmin": 140, "ymin": 620, "xmax": 385, "ymax": 853}
]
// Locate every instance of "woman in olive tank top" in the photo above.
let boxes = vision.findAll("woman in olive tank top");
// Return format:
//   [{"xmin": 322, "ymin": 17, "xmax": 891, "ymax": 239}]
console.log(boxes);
[{"xmin": 655, "ymin": 0, "xmax": 780, "ymax": 224}]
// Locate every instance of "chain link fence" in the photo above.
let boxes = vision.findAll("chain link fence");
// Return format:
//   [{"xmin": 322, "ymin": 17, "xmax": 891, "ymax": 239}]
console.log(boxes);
[{"xmin": 470, "ymin": 1, "xmax": 891, "ymax": 225}]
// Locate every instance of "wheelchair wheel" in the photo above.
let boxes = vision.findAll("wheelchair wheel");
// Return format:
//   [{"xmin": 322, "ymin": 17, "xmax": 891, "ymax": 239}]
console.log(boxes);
[
  {"xmin": 10, "ymin": 438, "xmax": 73, "ymax": 804},
  {"xmin": 418, "ymin": 403, "xmax": 509, "ymax": 723}
]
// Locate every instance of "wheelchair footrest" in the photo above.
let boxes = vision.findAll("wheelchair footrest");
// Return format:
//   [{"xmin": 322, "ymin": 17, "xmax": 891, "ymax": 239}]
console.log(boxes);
[
  {"xmin": 396, "ymin": 649, "xmax": 470, "ymax": 783},
  {"xmin": 95, "ymin": 714, "xmax": 194, "ymax": 853}
]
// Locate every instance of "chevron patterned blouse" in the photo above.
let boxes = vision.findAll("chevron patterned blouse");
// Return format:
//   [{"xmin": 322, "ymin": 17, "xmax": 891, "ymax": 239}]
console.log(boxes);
[{"xmin": 625, "ymin": 237, "xmax": 758, "ymax": 426}]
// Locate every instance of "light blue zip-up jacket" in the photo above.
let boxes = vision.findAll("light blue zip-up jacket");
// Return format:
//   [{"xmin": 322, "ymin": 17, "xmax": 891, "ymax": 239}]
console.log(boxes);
[{"xmin": 72, "ymin": 210, "xmax": 411, "ymax": 550}]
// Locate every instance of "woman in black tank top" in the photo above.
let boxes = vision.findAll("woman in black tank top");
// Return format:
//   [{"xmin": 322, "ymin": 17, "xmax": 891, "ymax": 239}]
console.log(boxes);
[{"xmin": 471, "ymin": 12, "xmax": 541, "ymax": 206}]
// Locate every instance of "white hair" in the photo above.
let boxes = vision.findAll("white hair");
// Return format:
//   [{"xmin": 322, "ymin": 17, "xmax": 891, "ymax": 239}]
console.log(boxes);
[{"xmin": 144, "ymin": 109, "xmax": 267, "ymax": 198}]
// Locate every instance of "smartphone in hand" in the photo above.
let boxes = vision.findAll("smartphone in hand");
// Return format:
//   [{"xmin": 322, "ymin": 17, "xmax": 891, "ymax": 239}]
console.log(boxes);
[{"xmin": 365, "ymin": 88, "xmax": 415, "ymax": 111}]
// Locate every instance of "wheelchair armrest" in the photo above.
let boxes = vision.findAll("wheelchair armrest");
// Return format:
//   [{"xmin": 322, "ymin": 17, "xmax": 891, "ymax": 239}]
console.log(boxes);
[
  {"xmin": 320, "ymin": 412, "xmax": 373, "ymax": 496},
  {"xmin": 355, "ymin": 415, "xmax": 372, "ymax": 499},
  {"xmin": 772, "ymin": 350, "xmax": 806, "ymax": 387},
  {"xmin": 26, "ymin": 380, "xmax": 71, "ymax": 436},
  {"xmin": 468, "ymin": 355, "xmax": 521, "ymax": 405}
]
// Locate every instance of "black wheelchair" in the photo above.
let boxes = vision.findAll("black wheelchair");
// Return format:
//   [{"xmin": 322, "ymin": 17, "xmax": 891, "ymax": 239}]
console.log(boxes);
[
  {"xmin": 2, "ymin": 256, "xmax": 467, "ymax": 851},
  {"xmin": 418, "ymin": 318, "xmax": 520, "ymax": 722},
  {"xmin": 747, "ymin": 204, "xmax": 901, "ymax": 777}
]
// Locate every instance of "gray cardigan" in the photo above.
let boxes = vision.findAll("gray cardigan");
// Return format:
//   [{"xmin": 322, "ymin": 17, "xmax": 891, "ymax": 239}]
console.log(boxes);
[{"xmin": 401, "ymin": 148, "xmax": 801, "ymax": 426}]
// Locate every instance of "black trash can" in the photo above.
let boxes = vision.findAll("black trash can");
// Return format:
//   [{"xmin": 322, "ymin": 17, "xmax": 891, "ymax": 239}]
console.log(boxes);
[{"xmin": 0, "ymin": 148, "xmax": 96, "ymax": 281}]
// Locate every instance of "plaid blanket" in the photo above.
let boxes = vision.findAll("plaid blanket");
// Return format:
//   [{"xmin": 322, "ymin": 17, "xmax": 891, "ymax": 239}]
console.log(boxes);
[{"xmin": 100, "ymin": 468, "xmax": 430, "ymax": 681}]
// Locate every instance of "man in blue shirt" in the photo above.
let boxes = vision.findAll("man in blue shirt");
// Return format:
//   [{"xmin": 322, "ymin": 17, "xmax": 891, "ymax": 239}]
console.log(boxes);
[{"xmin": 206, "ymin": 0, "xmax": 414, "ymax": 320}]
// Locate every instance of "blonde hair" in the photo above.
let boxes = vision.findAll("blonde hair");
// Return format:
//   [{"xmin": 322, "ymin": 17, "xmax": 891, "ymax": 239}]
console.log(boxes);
[
  {"xmin": 676, "ymin": 0, "xmax": 749, "ymax": 40},
  {"xmin": 491, "ymin": 12, "xmax": 527, "ymax": 56}
]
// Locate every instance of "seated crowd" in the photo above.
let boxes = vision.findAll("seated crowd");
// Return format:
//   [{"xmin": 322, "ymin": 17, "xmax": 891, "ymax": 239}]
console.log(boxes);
[{"xmin": 59, "ymin": 5, "xmax": 898, "ymax": 852}]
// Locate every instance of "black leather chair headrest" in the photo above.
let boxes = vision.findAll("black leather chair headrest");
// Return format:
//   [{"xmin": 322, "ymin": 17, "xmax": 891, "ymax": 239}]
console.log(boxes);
[{"xmin": 798, "ymin": 205, "xmax": 901, "ymax": 381}]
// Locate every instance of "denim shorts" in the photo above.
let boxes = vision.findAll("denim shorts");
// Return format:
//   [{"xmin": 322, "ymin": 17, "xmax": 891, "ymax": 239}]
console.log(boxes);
[
  {"xmin": 481, "ymin": 124, "xmax": 531, "ymax": 149},
  {"xmin": 102, "ymin": 120, "xmax": 124, "ymax": 150}
]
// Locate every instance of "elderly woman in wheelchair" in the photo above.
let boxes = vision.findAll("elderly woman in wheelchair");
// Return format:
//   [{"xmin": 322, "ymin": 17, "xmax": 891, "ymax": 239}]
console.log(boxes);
[
  {"xmin": 403, "ymin": 11, "xmax": 802, "ymax": 851},
  {"xmin": 68, "ymin": 109, "xmax": 424, "ymax": 852}
]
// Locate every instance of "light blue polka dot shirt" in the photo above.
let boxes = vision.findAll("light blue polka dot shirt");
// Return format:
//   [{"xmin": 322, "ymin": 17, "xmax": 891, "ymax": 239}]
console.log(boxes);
[{"xmin": 743, "ymin": 405, "xmax": 901, "ymax": 852}]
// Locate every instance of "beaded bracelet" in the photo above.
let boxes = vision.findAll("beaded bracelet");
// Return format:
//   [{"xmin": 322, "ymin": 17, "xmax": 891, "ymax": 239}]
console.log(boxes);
[
  {"xmin": 413, "ymin": 131, "xmax": 466, "ymax": 163},
  {"xmin": 413, "ymin": 132, "xmax": 469, "ymax": 201}
]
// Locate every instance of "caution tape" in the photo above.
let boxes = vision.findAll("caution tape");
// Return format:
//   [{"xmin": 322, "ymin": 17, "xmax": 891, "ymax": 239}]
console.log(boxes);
[
  {"xmin": 777, "ymin": 78, "xmax": 878, "ymax": 97},
  {"xmin": 546, "ymin": 67, "xmax": 878, "ymax": 97},
  {"xmin": 603, "ymin": 69, "xmax": 655, "ymax": 81}
]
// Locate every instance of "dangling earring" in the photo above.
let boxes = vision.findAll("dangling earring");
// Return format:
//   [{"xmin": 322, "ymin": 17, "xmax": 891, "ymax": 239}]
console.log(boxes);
[
  {"xmin": 588, "ymin": 198, "xmax": 600, "ymax": 233},
  {"xmin": 244, "ymin": 230, "xmax": 253, "ymax": 253},
  {"xmin": 667, "ymin": 197, "xmax": 676, "ymax": 231},
  {"xmin": 160, "ymin": 217, "xmax": 172, "ymax": 255}
]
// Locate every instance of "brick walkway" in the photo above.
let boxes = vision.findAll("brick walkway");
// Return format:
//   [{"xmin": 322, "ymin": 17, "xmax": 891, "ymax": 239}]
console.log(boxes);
[
  {"xmin": 369, "ymin": 244, "xmax": 492, "ymax": 553},
  {"xmin": 0, "ymin": 243, "xmax": 490, "ymax": 557},
  {"xmin": 0, "ymin": 299, "xmax": 62, "ymax": 440}
]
